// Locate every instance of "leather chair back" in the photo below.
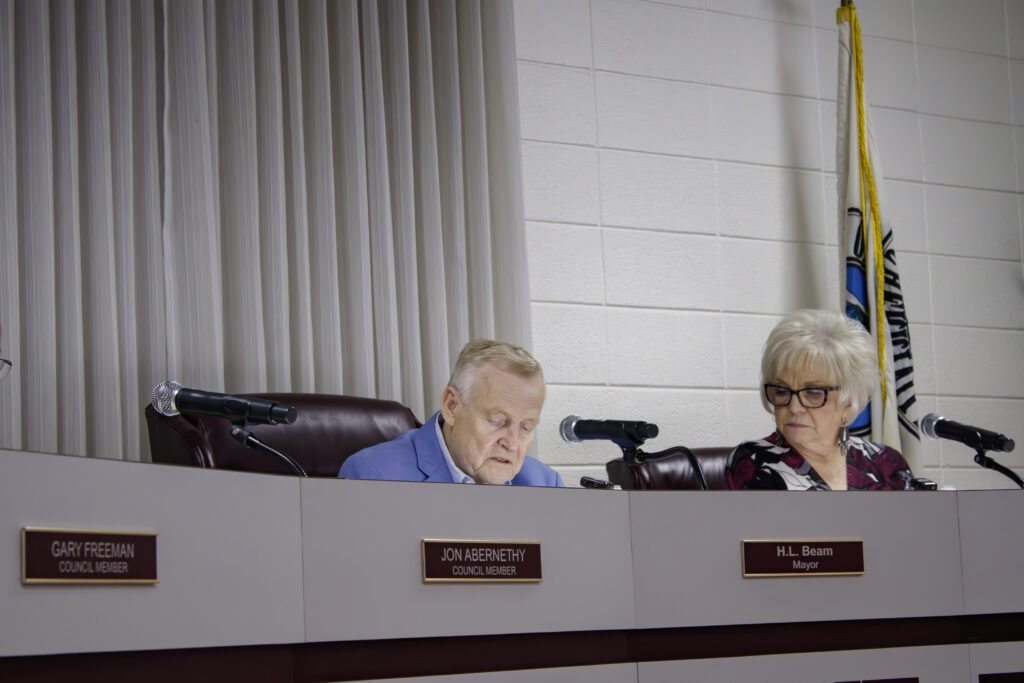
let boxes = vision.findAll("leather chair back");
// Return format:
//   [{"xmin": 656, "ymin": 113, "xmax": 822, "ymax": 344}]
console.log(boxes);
[
  {"xmin": 146, "ymin": 393, "xmax": 421, "ymax": 477},
  {"xmin": 606, "ymin": 446, "xmax": 733, "ymax": 490}
]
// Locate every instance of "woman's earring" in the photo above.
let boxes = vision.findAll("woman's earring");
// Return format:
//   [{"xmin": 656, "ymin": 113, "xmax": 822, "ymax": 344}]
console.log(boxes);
[{"xmin": 839, "ymin": 421, "xmax": 850, "ymax": 457}]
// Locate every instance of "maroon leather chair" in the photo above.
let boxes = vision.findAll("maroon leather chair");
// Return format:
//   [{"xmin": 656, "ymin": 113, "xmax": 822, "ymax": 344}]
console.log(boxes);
[
  {"xmin": 606, "ymin": 447, "xmax": 732, "ymax": 490},
  {"xmin": 146, "ymin": 393, "xmax": 421, "ymax": 477}
]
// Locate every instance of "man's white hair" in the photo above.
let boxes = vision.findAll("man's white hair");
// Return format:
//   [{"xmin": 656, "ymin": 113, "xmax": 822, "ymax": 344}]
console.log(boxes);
[{"xmin": 448, "ymin": 339, "xmax": 542, "ymax": 399}]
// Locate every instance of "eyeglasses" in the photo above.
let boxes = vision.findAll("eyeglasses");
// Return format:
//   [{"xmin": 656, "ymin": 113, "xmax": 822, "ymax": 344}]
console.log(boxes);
[
  {"xmin": 764, "ymin": 384, "xmax": 838, "ymax": 409},
  {"xmin": 0, "ymin": 358, "xmax": 10, "ymax": 384}
]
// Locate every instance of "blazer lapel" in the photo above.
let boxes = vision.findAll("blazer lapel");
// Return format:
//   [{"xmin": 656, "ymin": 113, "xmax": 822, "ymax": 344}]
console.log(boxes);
[{"xmin": 413, "ymin": 413, "xmax": 453, "ymax": 483}]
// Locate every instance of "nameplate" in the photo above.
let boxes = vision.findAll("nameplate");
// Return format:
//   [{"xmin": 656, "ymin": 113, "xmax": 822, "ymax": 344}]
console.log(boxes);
[
  {"xmin": 742, "ymin": 538, "xmax": 864, "ymax": 577},
  {"xmin": 422, "ymin": 539, "xmax": 541, "ymax": 583},
  {"xmin": 22, "ymin": 528, "xmax": 158, "ymax": 585}
]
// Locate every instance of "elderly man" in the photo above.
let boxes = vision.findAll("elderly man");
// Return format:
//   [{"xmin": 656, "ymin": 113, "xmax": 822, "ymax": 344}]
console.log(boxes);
[{"xmin": 339, "ymin": 339, "xmax": 563, "ymax": 487}]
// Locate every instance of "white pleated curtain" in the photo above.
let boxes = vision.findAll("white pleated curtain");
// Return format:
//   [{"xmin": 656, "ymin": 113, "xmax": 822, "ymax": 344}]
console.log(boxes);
[{"xmin": 0, "ymin": 0, "xmax": 533, "ymax": 461}]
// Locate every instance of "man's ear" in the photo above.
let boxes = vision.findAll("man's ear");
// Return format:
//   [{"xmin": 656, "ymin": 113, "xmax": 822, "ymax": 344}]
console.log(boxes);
[{"xmin": 440, "ymin": 385, "xmax": 461, "ymax": 424}]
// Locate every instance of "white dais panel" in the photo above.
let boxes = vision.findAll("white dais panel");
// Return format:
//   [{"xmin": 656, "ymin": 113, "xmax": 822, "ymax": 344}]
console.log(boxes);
[
  {"xmin": 629, "ymin": 490, "xmax": 963, "ymax": 628},
  {"xmin": 0, "ymin": 450, "xmax": 304, "ymax": 657},
  {"xmin": 302, "ymin": 479, "xmax": 635, "ymax": 641}
]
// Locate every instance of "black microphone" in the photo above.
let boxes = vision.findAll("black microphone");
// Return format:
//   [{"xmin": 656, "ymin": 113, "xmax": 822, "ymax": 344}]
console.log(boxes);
[
  {"xmin": 920, "ymin": 413, "xmax": 1015, "ymax": 453},
  {"xmin": 560, "ymin": 415, "xmax": 659, "ymax": 450},
  {"xmin": 151, "ymin": 380, "xmax": 298, "ymax": 426}
]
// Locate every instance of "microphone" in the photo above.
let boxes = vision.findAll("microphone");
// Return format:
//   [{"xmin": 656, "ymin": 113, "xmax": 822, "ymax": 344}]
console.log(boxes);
[
  {"xmin": 920, "ymin": 413, "xmax": 1015, "ymax": 453},
  {"xmin": 151, "ymin": 380, "xmax": 298, "ymax": 426},
  {"xmin": 560, "ymin": 415, "xmax": 659, "ymax": 450}
]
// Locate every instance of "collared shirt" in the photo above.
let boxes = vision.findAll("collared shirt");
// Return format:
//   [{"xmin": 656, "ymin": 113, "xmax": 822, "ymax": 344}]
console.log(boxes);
[{"xmin": 435, "ymin": 416, "xmax": 475, "ymax": 484}]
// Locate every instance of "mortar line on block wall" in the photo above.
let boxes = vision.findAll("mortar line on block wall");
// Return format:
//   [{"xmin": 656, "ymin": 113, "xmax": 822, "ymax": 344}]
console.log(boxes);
[
  {"xmin": 591, "ymin": 0, "xmax": 614, "ymax": 482},
  {"xmin": 532, "ymin": 297, "xmax": 723, "ymax": 313},
  {"xmin": 814, "ymin": 24, "xmax": 1018, "ymax": 62},
  {"xmin": 810, "ymin": 14, "xmax": 837, "ymax": 275},
  {"xmin": 896, "ymin": 109, "xmax": 1018, "ymax": 128},
  {"xmin": 547, "ymin": 382, "xmax": 755, "ymax": 393},
  {"xmin": 928, "ymin": 321, "xmax": 1024, "ymax": 334},
  {"xmin": 602, "ymin": 229, "xmax": 835, "ymax": 248},
  {"xmin": 884, "ymin": 178, "xmax": 1020, "ymax": 197},
  {"xmin": 521, "ymin": 137, "xmax": 600, "ymax": 152},
  {"xmin": 521, "ymin": 61, "xmax": 1021, "ymax": 128},
  {"xmin": 926, "ymin": 394, "xmax": 1024, "ymax": 405},
  {"xmin": 1006, "ymin": 0, "xmax": 1024, "ymax": 271},
  {"xmin": 586, "ymin": 0, "xmax": 612, "ymax": 395},
  {"xmin": 536, "ymin": 302, "xmax": 815, "ymax": 319},
  {"xmin": 525, "ymin": 218, "xmax": 604, "ymax": 231},
  {"xmin": 554, "ymin": 222, "xmax": 724, "ymax": 240},
  {"xmin": 570, "ymin": 301, "xmax": 728, "ymax": 316},
  {"xmin": 515, "ymin": 59, "xmax": 593, "ymax": 75},
  {"xmin": 591, "ymin": 64, "xmax": 834, "ymax": 108},
  {"xmin": 716, "ymin": 231, "xmax": 829, "ymax": 248},
  {"xmin": 921, "ymin": 251, "xmax": 1024, "ymax": 266},
  {"xmin": 538, "ymin": 305, "xmax": 789, "ymax": 322},
  {"xmin": 926, "ymin": 394, "xmax": 1024, "ymax": 404},
  {"xmin": 823, "ymin": 171, "xmax": 1024, "ymax": 197},
  {"xmin": 528, "ymin": 139, "xmax": 716, "ymax": 163},
  {"xmin": 630, "ymin": 0, "xmax": 823, "ymax": 33},
  {"xmin": 705, "ymin": 80, "xmax": 831, "ymax": 105},
  {"xmin": 592, "ymin": 65, "xmax": 828, "ymax": 105},
  {"xmin": 546, "ymin": 63, "xmax": 711, "ymax": 92},
  {"xmin": 532, "ymin": 300, "xmax": 606, "ymax": 311},
  {"xmin": 704, "ymin": 6, "xmax": 815, "ymax": 30},
  {"xmin": 804, "ymin": 95, "xmax": 926, "ymax": 117},
  {"xmin": 549, "ymin": 381, "xmax": 750, "ymax": 391},
  {"xmin": 527, "ymin": 138, "xmax": 1022, "ymax": 193},
  {"xmin": 911, "ymin": 39, "xmax": 1015, "ymax": 61},
  {"xmin": 906, "ymin": 0, "xmax": 944, "ymax": 475},
  {"xmin": 702, "ymin": 0, "xmax": 732, "ymax": 442}
]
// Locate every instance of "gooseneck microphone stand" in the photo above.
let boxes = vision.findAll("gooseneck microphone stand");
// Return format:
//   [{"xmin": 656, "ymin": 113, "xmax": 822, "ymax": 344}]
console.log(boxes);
[
  {"xmin": 229, "ymin": 421, "xmax": 308, "ymax": 478},
  {"xmin": 971, "ymin": 447, "xmax": 1022, "ymax": 489},
  {"xmin": 947, "ymin": 426, "xmax": 1022, "ymax": 489}
]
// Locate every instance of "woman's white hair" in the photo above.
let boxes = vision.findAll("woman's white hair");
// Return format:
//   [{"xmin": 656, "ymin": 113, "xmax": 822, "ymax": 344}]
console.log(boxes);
[
  {"xmin": 448, "ymin": 339, "xmax": 542, "ymax": 399},
  {"xmin": 760, "ymin": 309, "xmax": 877, "ymax": 417}
]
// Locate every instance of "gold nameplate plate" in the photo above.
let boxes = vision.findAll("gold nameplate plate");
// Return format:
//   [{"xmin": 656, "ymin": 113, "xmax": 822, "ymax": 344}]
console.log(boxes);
[
  {"xmin": 742, "ymin": 538, "xmax": 864, "ymax": 578},
  {"xmin": 22, "ymin": 527, "xmax": 158, "ymax": 585},
  {"xmin": 422, "ymin": 539, "xmax": 541, "ymax": 583}
]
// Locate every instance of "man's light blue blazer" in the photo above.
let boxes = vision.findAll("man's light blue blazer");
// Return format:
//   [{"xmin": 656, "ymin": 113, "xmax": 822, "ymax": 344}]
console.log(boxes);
[{"xmin": 338, "ymin": 412, "xmax": 564, "ymax": 487}]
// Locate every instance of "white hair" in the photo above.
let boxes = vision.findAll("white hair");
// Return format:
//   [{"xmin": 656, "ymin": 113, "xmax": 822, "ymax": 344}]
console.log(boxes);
[
  {"xmin": 760, "ymin": 309, "xmax": 878, "ymax": 417},
  {"xmin": 448, "ymin": 339, "xmax": 543, "ymax": 399}
]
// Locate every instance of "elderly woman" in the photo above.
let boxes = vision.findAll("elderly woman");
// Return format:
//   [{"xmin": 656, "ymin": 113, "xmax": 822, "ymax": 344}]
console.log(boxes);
[{"xmin": 726, "ymin": 309, "xmax": 914, "ymax": 491}]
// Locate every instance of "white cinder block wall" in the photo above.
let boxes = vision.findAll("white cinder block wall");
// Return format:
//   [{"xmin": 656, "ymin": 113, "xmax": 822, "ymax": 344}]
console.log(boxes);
[{"xmin": 514, "ymin": 0, "xmax": 1024, "ymax": 489}]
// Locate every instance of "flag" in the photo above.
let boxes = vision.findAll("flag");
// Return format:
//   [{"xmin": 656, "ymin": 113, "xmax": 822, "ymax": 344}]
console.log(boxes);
[{"xmin": 835, "ymin": 1, "xmax": 922, "ymax": 468}]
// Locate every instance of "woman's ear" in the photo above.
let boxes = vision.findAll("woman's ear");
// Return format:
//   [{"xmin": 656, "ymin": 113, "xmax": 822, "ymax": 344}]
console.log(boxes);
[{"xmin": 840, "ymin": 396, "xmax": 856, "ymax": 420}]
